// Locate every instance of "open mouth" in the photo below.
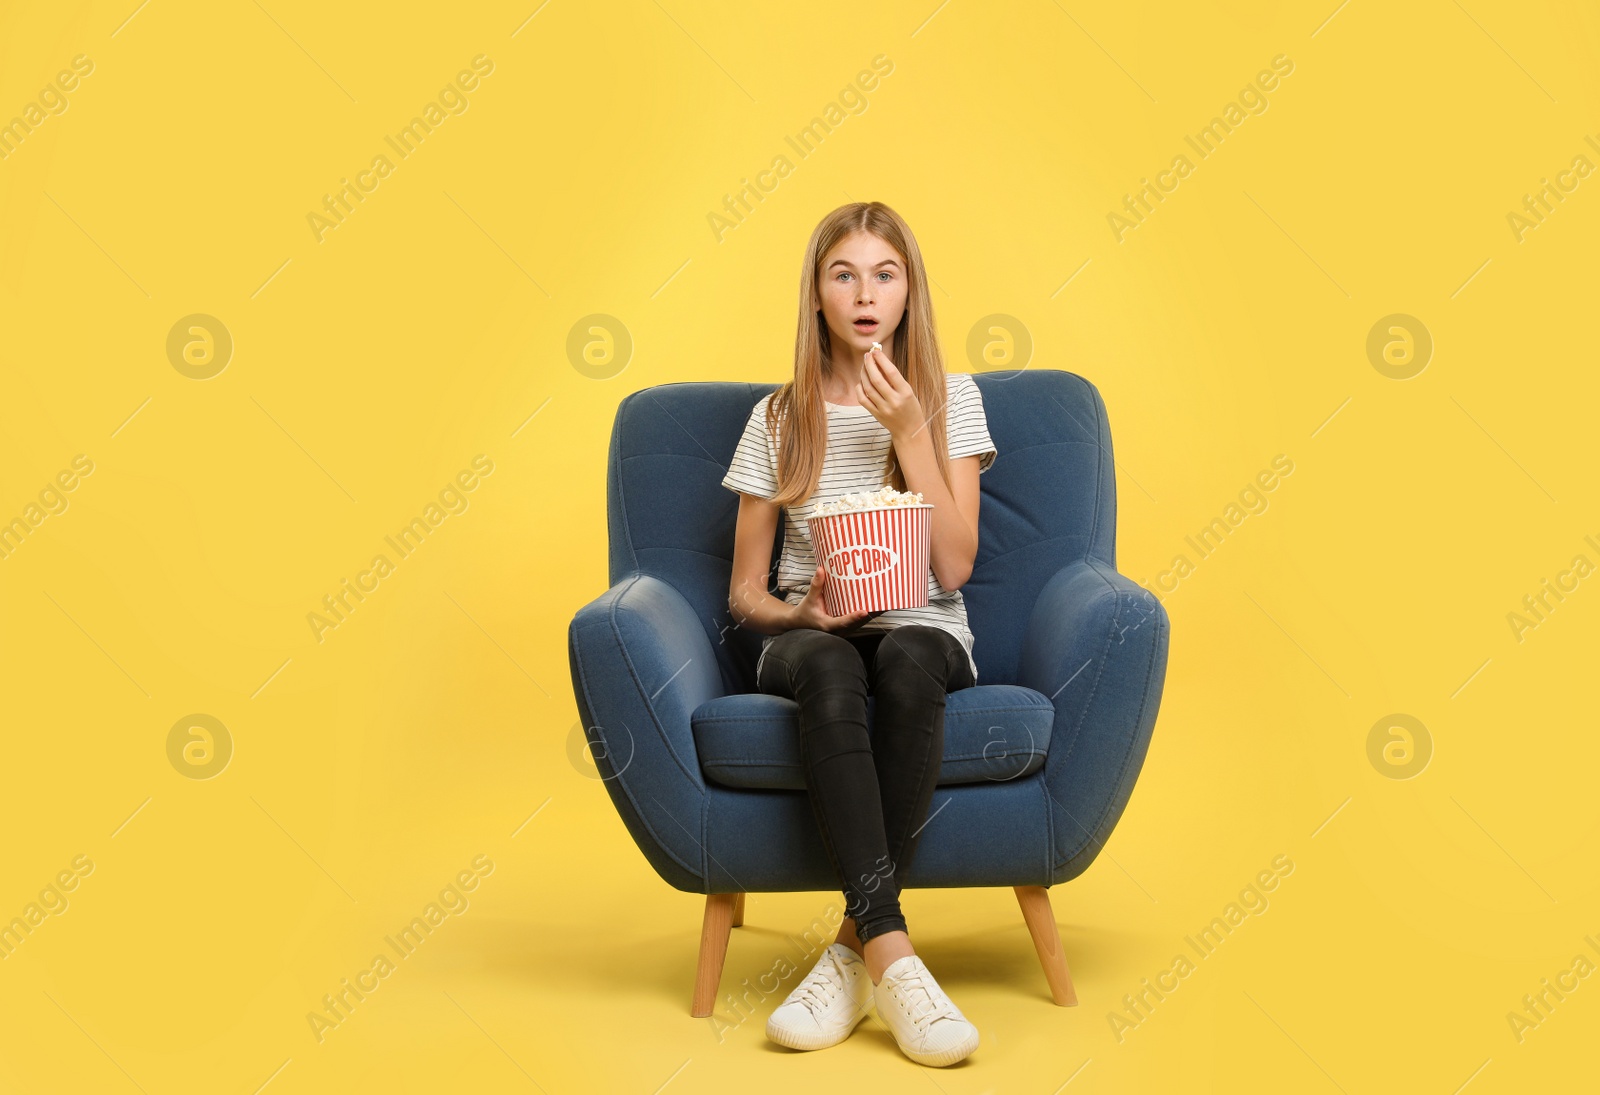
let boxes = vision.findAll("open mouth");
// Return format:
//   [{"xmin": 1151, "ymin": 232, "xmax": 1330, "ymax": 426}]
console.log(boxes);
[{"xmin": 854, "ymin": 318, "xmax": 879, "ymax": 331}]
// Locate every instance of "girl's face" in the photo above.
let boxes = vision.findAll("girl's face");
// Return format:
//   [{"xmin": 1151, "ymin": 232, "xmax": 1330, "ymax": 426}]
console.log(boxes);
[{"xmin": 817, "ymin": 230, "xmax": 908, "ymax": 355}]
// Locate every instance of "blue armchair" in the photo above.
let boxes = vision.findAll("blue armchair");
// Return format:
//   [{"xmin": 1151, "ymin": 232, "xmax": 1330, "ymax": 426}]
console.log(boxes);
[{"xmin": 567, "ymin": 368, "xmax": 1171, "ymax": 1016}]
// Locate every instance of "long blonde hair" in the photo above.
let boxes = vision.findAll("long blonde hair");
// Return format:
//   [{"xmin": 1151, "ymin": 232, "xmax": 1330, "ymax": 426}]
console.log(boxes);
[{"xmin": 765, "ymin": 202, "xmax": 953, "ymax": 509}]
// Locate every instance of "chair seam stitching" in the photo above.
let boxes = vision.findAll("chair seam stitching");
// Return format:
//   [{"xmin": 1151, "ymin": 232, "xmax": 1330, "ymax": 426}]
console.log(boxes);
[
  {"xmin": 572, "ymin": 584, "xmax": 701, "ymax": 882},
  {"xmin": 1045, "ymin": 561, "xmax": 1118, "ymax": 865}
]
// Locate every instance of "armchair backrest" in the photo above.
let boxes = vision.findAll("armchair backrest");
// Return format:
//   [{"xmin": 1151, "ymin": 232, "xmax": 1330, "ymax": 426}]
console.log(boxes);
[{"xmin": 604, "ymin": 369, "xmax": 1118, "ymax": 693}]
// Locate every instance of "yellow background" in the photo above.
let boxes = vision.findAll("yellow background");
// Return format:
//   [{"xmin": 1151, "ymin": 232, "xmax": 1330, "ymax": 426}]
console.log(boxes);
[{"xmin": 2, "ymin": 0, "xmax": 1597, "ymax": 1090}]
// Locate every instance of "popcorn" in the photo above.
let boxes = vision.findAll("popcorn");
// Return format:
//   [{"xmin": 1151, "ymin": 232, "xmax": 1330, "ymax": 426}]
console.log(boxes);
[
  {"xmin": 870, "ymin": 341, "xmax": 882, "ymax": 351},
  {"xmin": 814, "ymin": 485, "xmax": 925, "ymax": 517},
  {"xmin": 807, "ymin": 487, "xmax": 932, "ymax": 613}
]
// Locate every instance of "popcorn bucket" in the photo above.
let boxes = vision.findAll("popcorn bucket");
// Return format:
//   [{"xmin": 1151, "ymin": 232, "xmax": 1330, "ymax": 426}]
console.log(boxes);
[{"xmin": 805, "ymin": 503, "xmax": 934, "ymax": 615}]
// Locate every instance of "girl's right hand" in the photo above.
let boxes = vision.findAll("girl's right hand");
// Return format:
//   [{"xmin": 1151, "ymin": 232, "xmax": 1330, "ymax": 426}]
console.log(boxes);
[{"xmin": 790, "ymin": 563, "xmax": 873, "ymax": 633}]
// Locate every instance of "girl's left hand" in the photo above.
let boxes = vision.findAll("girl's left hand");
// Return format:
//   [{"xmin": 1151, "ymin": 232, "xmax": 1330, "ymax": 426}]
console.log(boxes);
[{"xmin": 856, "ymin": 345, "xmax": 925, "ymax": 441}]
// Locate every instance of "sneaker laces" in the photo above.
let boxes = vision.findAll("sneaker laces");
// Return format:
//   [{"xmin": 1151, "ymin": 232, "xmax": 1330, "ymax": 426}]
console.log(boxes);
[
  {"xmin": 891, "ymin": 966, "xmax": 961, "ymax": 1033},
  {"xmin": 795, "ymin": 950, "xmax": 848, "ymax": 1013}
]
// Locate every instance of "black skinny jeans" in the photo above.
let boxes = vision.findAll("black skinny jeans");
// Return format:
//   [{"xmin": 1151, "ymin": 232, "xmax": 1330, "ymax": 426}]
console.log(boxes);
[{"xmin": 757, "ymin": 624, "xmax": 976, "ymax": 945}]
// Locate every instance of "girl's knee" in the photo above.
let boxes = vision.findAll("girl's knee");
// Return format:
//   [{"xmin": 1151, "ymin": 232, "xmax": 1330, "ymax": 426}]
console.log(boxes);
[
  {"xmin": 877, "ymin": 626, "xmax": 956, "ymax": 675},
  {"xmin": 790, "ymin": 630, "xmax": 867, "ymax": 684}
]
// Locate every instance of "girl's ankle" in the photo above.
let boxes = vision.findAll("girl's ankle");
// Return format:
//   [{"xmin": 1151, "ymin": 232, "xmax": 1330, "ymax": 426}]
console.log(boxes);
[{"xmin": 862, "ymin": 931, "xmax": 915, "ymax": 984}]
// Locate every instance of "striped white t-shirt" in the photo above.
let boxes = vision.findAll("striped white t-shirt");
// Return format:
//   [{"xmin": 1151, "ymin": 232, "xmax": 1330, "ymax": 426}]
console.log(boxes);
[{"xmin": 721, "ymin": 372, "xmax": 997, "ymax": 683}]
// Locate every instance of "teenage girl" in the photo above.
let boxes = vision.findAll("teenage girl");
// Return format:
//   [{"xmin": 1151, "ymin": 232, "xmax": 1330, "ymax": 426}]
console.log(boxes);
[{"xmin": 720, "ymin": 202, "xmax": 996, "ymax": 1066}]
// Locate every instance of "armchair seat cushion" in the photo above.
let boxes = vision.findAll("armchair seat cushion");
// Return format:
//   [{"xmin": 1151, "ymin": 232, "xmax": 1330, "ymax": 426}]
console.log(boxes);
[{"xmin": 692, "ymin": 685, "xmax": 1056, "ymax": 790}]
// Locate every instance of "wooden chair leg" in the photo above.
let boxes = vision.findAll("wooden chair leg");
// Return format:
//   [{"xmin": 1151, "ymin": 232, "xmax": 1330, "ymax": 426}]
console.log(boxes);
[
  {"xmin": 691, "ymin": 893, "xmax": 738, "ymax": 1017},
  {"xmin": 1014, "ymin": 885, "xmax": 1078, "ymax": 1006},
  {"xmin": 731, "ymin": 891, "xmax": 745, "ymax": 927}
]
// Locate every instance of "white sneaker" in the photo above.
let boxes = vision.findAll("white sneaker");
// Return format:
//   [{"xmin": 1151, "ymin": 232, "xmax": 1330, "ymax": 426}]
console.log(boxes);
[
  {"xmin": 765, "ymin": 942, "xmax": 875, "ymax": 1051},
  {"xmin": 872, "ymin": 954, "xmax": 980, "ymax": 1066}
]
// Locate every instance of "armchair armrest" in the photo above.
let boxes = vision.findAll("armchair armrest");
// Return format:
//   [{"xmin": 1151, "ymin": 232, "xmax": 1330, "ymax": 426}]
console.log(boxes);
[
  {"xmin": 1018, "ymin": 558, "xmax": 1170, "ymax": 886},
  {"xmin": 568, "ymin": 572, "xmax": 725, "ymax": 892}
]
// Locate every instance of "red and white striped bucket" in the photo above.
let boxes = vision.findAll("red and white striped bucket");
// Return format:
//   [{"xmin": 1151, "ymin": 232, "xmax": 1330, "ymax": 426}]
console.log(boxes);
[{"xmin": 805, "ymin": 503, "xmax": 933, "ymax": 616}]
